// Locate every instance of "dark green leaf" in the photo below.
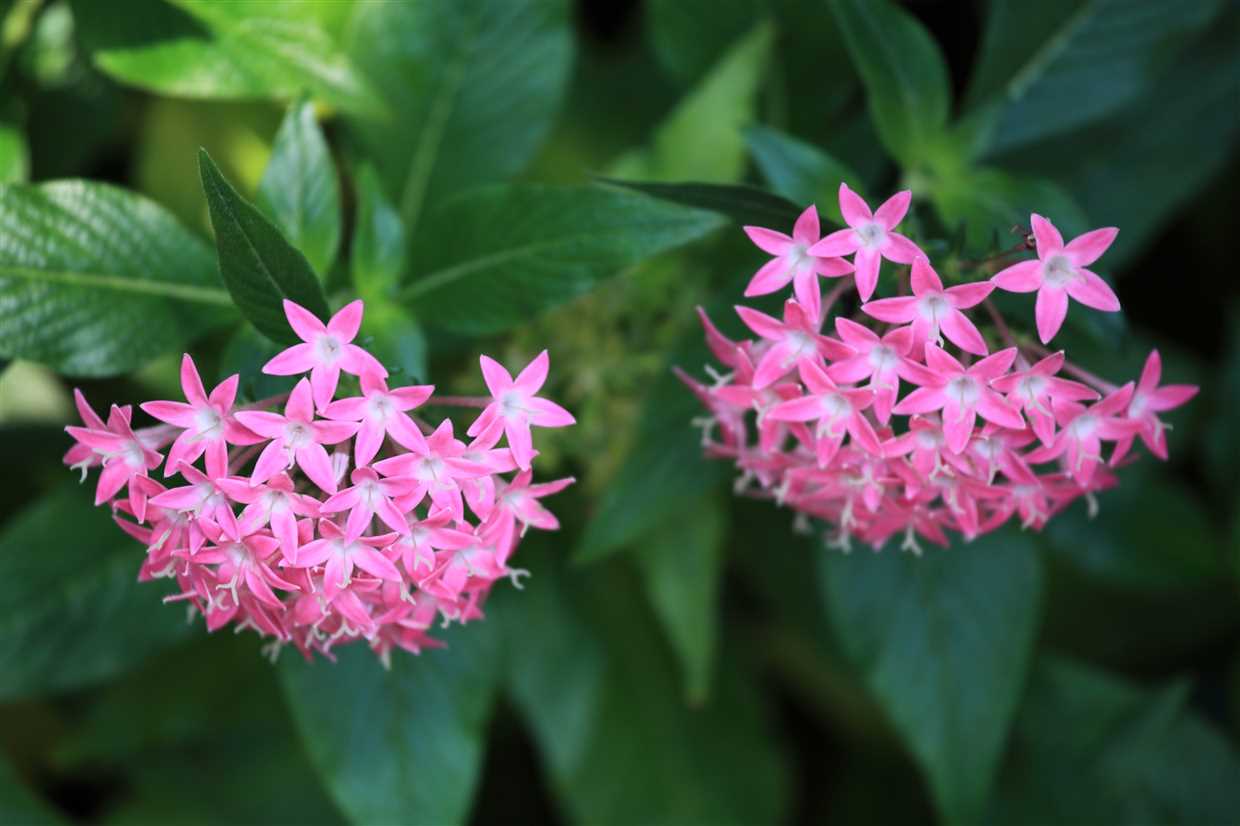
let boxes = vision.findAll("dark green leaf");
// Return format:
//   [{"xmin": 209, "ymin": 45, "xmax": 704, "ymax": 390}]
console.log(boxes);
[
  {"xmin": 1042, "ymin": 469, "xmax": 1225, "ymax": 592},
  {"xmin": 635, "ymin": 494, "xmax": 727, "ymax": 703},
  {"xmin": 745, "ymin": 124, "xmax": 864, "ymax": 224},
  {"xmin": 345, "ymin": 0, "xmax": 573, "ymax": 235},
  {"xmin": 502, "ymin": 544, "xmax": 788, "ymax": 824},
  {"xmin": 217, "ymin": 324, "xmax": 297, "ymax": 403},
  {"xmin": 828, "ymin": 0, "xmax": 951, "ymax": 167},
  {"xmin": 257, "ymin": 99, "xmax": 341, "ymax": 278},
  {"xmin": 991, "ymin": 655, "xmax": 1240, "ymax": 823},
  {"xmin": 0, "ymin": 483, "xmax": 191, "ymax": 700},
  {"xmin": 968, "ymin": 0, "xmax": 1226, "ymax": 154},
  {"xmin": 0, "ymin": 180, "xmax": 233, "ymax": 377},
  {"xmin": 403, "ymin": 183, "xmax": 724, "ymax": 335},
  {"xmin": 280, "ymin": 623, "xmax": 502, "ymax": 826},
  {"xmin": 819, "ymin": 530, "xmax": 1043, "ymax": 824},
  {"xmin": 361, "ymin": 304, "xmax": 429, "ymax": 384},
  {"xmin": 0, "ymin": 121, "xmax": 28, "ymax": 183},
  {"xmin": 198, "ymin": 148, "xmax": 329, "ymax": 343},
  {"xmin": 0, "ymin": 754, "xmax": 62, "ymax": 825},
  {"xmin": 599, "ymin": 177, "xmax": 801, "ymax": 228},
  {"xmin": 71, "ymin": 0, "xmax": 380, "ymax": 113},
  {"xmin": 611, "ymin": 22, "xmax": 773, "ymax": 183}
]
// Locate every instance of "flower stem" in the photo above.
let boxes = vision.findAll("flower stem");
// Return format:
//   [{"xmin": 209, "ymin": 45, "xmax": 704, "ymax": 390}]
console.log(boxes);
[
  {"xmin": 427, "ymin": 395, "xmax": 490, "ymax": 408},
  {"xmin": 1024, "ymin": 339, "xmax": 1119, "ymax": 393},
  {"xmin": 983, "ymin": 298, "xmax": 1019, "ymax": 351}
]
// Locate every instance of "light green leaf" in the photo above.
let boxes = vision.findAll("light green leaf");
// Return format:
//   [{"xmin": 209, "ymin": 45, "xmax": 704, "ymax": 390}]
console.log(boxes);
[
  {"xmin": 350, "ymin": 164, "xmax": 405, "ymax": 302},
  {"xmin": 402, "ymin": 183, "xmax": 724, "ymax": 335},
  {"xmin": 746, "ymin": 124, "xmax": 864, "ymax": 224},
  {"xmin": 217, "ymin": 324, "xmax": 297, "ymax": 403},
  {"xmin": 0, "ymin": 180, "xmax": 233, "ymax": 377},
  {"xmin": 257, "ymin": 99, "xmax": 341, "ymax": 278},
  {"xmin": 280, "ymin": 624, "xmax": 502, "ymax": 826},
  {"xmin": 345, "ymin": 0, "xmax": 573, "ymax": 236},
  {"xmin": 611, "ymin": 22, "xmax": 774, "ymax": 183},
  {"xmin": 198, "ymin": 148, "xmax": 330, "ymax": 343},
  {"xmin": 967, "ymin": 0, "xmax": 1226, "ymax": 154},
  {"xmin": 361, "ymin": 304, "xmax": 429, "ymax": 385},
  {"xmin": 829, "ymin": 0, "xmax": 951, "ymax": 167},
  {"xmin": 635, "ymin": 495, "xmax": 727, "ymax": 703},
  {"xmin": 0, "ymin": 483, "xmax": 191, "ymax": 701},
  {"xmin": 819, "ymin": 530, "xmax": 1043, "ymax": 824},
  {"xmin": 991, "ymin": 655, "xmax": 1240, "ymax": 823},
  {"xmin": 599, "ymin": 177, "xmax": 802, "ymax": 228},
  {"xmin": 0, "ymin": 121, "xmax": 28, "ymax": 183},
  {"xmin": 71, "ymin": 0, "xmax": 380, "ymax": 113}
]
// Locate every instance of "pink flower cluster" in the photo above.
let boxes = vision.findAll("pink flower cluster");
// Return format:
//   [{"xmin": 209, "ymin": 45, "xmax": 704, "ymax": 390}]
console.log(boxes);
[
  {"xmin": 682, "ymin": 184, "xmax": 1196, "ymax": 552},
  {"xmin": 64, "ymin": 300, "xmax": 575, "ymax": 663}
]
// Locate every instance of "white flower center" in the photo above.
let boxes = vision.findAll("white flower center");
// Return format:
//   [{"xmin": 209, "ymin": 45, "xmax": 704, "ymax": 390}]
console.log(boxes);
[
  {"xmin": 918, "ymin": 293, "xmax": 950, "ymax": 323},
  {"xmin": 284, "ymin": 421, "xmax": 313, "ymax": 449},
  {"xmin": 820, "ymin": 393, "xmax": 852, "ymax": 420},
  {"xmin": 1068, "ymin": 414, "xmax": 1098, "ymax": 441},
  {"xmin": 367, "ymin": 394, "xmax": 393, "ymax": 422},
  {"xmin": 868, "ymin": 345, "xmax": 897, "ymax": 372},
  {"xmin": 1043, "ymin": 254, "xmax": 1077, "ymax": 287},
  {"xmin": 787, "ymin": 243, "xmax": 812, "ymax": 268},
  {"xmin": 857, "ymin": 222, "xmax": 886, "ymax": 249},
  {"xmin": 500, "ymin": 391, "xmax": 528, "ymax": 418},
  {"xmin": 947, "ymin": 375, "xmax": 979, "ymax": 407},
  {"xmin": 193, "ymin": 406, "xmax": 223, "ymax": 438},
  {"xmin": 786, "ymin": 330, "xmax": 818, "ymax": 359},
  {"xmin": 1018, "ymin": 375, "xmax": 1048, "ymax": 404},
  {"xmin": 314, "ymin": 334, "xmax": 344, "ymax": 364}
]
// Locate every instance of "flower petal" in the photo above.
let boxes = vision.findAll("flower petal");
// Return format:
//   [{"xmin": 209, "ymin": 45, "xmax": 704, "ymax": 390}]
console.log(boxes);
[
  {"xmin": 1066, "ymin": 269, "xmax": 1121, "ymax": 312},
  {"xmin": 1065, "ymin": 227, "xmax": 1118, "ymax": 267},
  {"xmin": 792, "ymin": 205, "xmax": 820, "ymax": 243},
  {"xmin": 991, "ymin": 260, "xmax": 1042, "ymax": 293},
  {"xmin": 327, "ymin": 299, "xmax": 364, "ymax": 341},
  {"xmin": 1030, "ymin": 214, "xmax": 1064, "ymax": 254},
  {"xmin": 861, "ymin": 296, "xmax": 918, "ymax": 324},
  {"xmin": 874, "ymin": 190, "xmax": 911, "ymax": 230},
  {"xmin": 853, "ymin": 247, "xmax": 881, "ymax": 301},
  {"xmin": 743, "ymin": 225, "xmax": 793, "ymax": 256},
  {"xmin": 808, "ymin": 228, "xmax": 858, "ymax": 258},
  {"xmin": 838, "ymin": 182, "xmax": 872, "ymax": 227},
  {"xmin": 282, "ymin": 300, "xmax": 327, "ymax": 341},
  {"xmin": 1035, "ymin": 286, "xmax": 1070, "ymax": 344}
]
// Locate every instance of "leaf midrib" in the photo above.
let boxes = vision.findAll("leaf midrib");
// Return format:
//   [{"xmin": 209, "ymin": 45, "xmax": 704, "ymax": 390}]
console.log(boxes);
[{"xmin": 0, "ymin": 264, "xmax": 234, "ymax": 305}]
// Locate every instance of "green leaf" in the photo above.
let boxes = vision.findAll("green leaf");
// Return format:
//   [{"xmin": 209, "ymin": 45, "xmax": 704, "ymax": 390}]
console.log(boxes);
[
  {"xmin": 361, "ymin": 304, "xmax": 429, "ymax": 384},
  {"xmin": 0, "ymin": 754, "xmax": 62, "ymax": 825},
  {"xmin": 745, "ymin": 124, "xmax": 864, "ymax": 224},
  {"xmin": 402, "ymin": 183, "xmax": 724, "ymax": 335},
  {"xmin": 345, "ymin": 0, "xmax": 573, "ymax": 236},
  {"xmin": 0, "ymin": 120, "xmax": 28, "ymax": 183},
  {"xmin": 71, "ymin": 0, "xmax": 380, "ymax": 113},
  {"xmin": 994, "ymin": 20, "xmax": 1240, "ymax": 265},
  {"xmin": 828, "ymin": 0, "xmax": 951, "ymax": 167},
  {"xmin": 819, "ymin": 530, "xmax": 1043, "ymax": 824},
  {"xmin": 928, "ymin": 165, "xmax": 1090, "ymax": 255},
  {"xmin": 967, "ymin": 0, "xmax": 1226, "ymax": 154},
  {"xmin": 0, "ymin": 180, "xmax": 233, "ymax": 377},
  {"xmin": 645, "ymin": 0, "xmax": 765, "ymax": 84},
  {"xmin": 1040, "ymin": 468, "xmax": 1226, "ymax": 592},
  {"xmin": 280, "ymin": 623, "xmax": 502, "ymax": 826},
  {"xmin": 217, "ymin": 324, "xmax": 297, "ymax": 402},
  {"xmin": 502, "ymin": 544, "xmax": 788, "ymax": 824},
  {"xmin": 991, "ymin": 655, "xmax": 1240, "ymax": 823},
  {"xmin": 0, "ymin": 483, "xmax": 191, "ymax": 700},
  {"xmin": 198, "ymin": 148, "xmax": 329, "ymax": 343},
  {"xmin": 635, "ymin": 495, "xmax": 727, "ymax": 703},
  {"xmin": 611, "ymin": 22, "xmax": 774, "ymax": 184},
  {"xmin": 257, "ymin": 99, "xmax": 341, "ymax": 278},
  {"xmin": 350, "ymin": 164, "xmax": 406, "ymax": 302},
  {"xmin": 599, "ymin": 178, "xmax": 802, "ymax": 228}
]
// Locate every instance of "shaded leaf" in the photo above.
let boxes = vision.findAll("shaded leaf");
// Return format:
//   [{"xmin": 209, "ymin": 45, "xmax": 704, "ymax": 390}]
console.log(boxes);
[
  {"xmin": 345, "ymin": 0, "xmax": 573, "ymax": 235},
  {"xmin": 612, "ymin": 22, "xmax": 774, "ymax": 183},
  {"xmin": 198, "ymin": 148, "xmax": 329, "ymax": 343},
  {"xmin": 819, "ymin": 530, "xmax": 1043, "ymax": 824},
  {"xmin": 599, "ymin": 177, "xmax": 801, "ymax": 228},
  {"xmin": 0, "ymin": 121, "xmax": 28, "ymax": 183},
  {"xmin": 828, "ymin": 0, "xmax": 951, "ymax": 167},
  {"xmin": 0, "ymin": 180, "xmax": 232, "ymax": 377},
  {"xmin": 402, "ymin": 183, "xmax": 724, "ymax": 335},
  {"xmin": 0, "ymin": 483, "xmax": 191, "ymax": 701},
  {"xmin": 968, "ymin": 0, "xmax": 1226, "ymax": 154},
  {"xmin": 746, "ymin": 124, "xmax": 864, "ymax": 224},
  {"xmin": 350, "ymin": 164, "xmax": 405, "ymax": 301},
  {"xmin": 635, "ymin": 494, "xmax": 727, "ymax": 703},
  {"xmin": 217, "ymin": 324, "xmax": 297, "ymax": 403},
  {"xmin": 71, "ymin": 0, "xmax": 379, "ymax": 113},
  {"xmin": 257, "ymin": 99, "xmax": 341, "ymax": 278},
  {"xmin": 280, "ymin": 623, "xmax": 502, "ymax": 826},
  {"xmin": 991, "ymin": 655, "xmax": 1240, "ymax": 823},
  {"xmin": 0, "ymin": 754, "xmax": 62, "ymax": 825}
]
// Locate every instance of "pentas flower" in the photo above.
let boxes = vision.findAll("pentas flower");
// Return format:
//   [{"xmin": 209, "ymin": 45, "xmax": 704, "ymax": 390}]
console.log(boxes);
[
  {"xmin": 468, "ymin": 351, "xmax": 575, "ymax": 471},
  {"xmin": 66, "ymin": 299, "xmax": 573, "ymax": 663},
  {"xmin": 742, "ymin": 204, "xmax": 854, "ymax": 322},
  {"xmin": 862, "ymin": 257, "xmax": 993, "ymax": 356},
  {"xmin": 991, "ymin": 214, "xmax": 1121, "ymax": 344},
  {"xmin": 263, "ymin": 299, "xmax": 388, "ymax": 411},
  {"xmin": 808, "ymin": 183, "xmax": 923, "ymax": 301},
  {"xmin": 681, "ymin": 197, "xmax": 1195, "ymax": 553}
]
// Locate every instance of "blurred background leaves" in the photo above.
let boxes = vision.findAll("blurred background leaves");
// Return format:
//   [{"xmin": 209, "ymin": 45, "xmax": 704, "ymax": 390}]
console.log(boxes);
[{"xmin": 0, "ymin": 0, "xmax": 1238, "ymax": 824}]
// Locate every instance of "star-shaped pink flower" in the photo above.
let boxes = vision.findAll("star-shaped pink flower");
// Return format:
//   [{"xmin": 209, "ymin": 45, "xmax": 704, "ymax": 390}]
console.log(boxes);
[
  {"xmin": 262, "ymin": 299, "xmax": 388, "ymax": 411},
  {"xmin": 466, "ymin": 351, "xmax": 575, "ymax": 471},
  {"xmin": 216, "ymin": 472, "xmax": 319, "ymax": 564},
  {"xmin": 991, "ymin": 214, "xmax": 1121, "ymax": 344},
  {"xmin": 1025, "ymin": 384, "xmax": 1139, "ymax": 485},
  {"xmin": 861, "ymin": 257, "xmax": 994, "ymax": 356},
  {"xmin": 742, "ymin": 204, "xmax": 854, "ymax": 322},
  {"xmin": 234, "ymin": 378, "xmax": 358, "ymax": 495},
  {"xmin": 320, "ymin": 467, "xmax": 416, "ymax": 540},
  {"xmin": 736, "ymin": 299, "xmax": 852, "ymax": 389},
  {"xmin": 293, "ymin": 519, "xmax": 401, "ymax": 599},
  {"xmin": 893, "ymin": 345, "xmax": 1025, "ymax": 454},
  {"xmin": 322, "ymin": 372, "xmax": 433, "ymax": 467},
  {"xmin": 826, "ymin": 317, "xmax": 919, "ymax": 424},
  {"xmin": 141, "ymin": 354, "xmax": 262, "ymax": 477},
  {"xmin": 767, "ymin": 360, "xmax": 881, "ymax": 467},
  {"xmin": 990, "ymin": 351, "xmax": 1098, "ymax": 446},
  {"xmin": 808, "ymin": 183, "xmax": 923, "ymax": 301},
  {"xmin": 1109, "ymin": 349, "xmax": 1198, "ymax": 464}
]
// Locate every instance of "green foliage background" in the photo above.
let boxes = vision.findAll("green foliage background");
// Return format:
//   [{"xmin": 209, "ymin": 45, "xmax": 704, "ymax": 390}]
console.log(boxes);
[{"xmin": 1, "ymin": 1, "xmax": 1238, "ymax": 823}]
